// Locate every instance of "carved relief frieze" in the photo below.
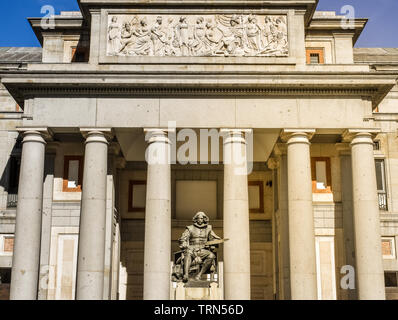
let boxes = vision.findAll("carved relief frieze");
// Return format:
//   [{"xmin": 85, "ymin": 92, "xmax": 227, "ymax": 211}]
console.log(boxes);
[{"xmin": 107, "ymin": 14, "xmax": 288, "ymax": 57}]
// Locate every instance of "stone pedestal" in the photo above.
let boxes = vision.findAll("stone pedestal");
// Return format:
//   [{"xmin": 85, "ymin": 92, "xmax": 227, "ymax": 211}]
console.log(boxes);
[{"xmin": 173, "ymin": 282, "xmax": 221, "ymax": 300}]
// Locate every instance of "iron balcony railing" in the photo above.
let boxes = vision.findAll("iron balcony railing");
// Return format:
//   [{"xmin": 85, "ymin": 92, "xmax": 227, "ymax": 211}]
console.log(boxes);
[
  {"xmin": 6, "ymin": 193, "xmax": 18, "ymax": 208},
  {"xmin": 378, "ymin": 192, "xmax": 388, "ymax": 211}
]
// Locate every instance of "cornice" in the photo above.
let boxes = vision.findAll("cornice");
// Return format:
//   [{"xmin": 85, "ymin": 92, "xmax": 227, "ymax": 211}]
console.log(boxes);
[
  {"xmin": 15, "ymin": 86, "xmax": 379, "ymax": 98},
  {"xmin": 2, "ymin": 70, "xmax": 394, "ymax": 107},
  {"xmin": 78, "ymin": 0, "xmax": 318, "ymax": 25}
]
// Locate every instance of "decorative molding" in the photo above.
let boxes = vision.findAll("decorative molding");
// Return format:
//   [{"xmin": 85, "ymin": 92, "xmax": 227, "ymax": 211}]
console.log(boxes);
[
  {"xmin": 280, "ymin": 128, "xmax": 316, "ymax": 143},
  {"xmin": 342, "ymin": 128, "xmax": 381, "ymax": 143},
  {"xmin": 80, "ymin": 128, "xmax": 114, "ymax": 141},
  {"xmin": 16, "ymin": 127, "xmax": 53, "ymax": 141},
  {"xmin": 107, "ymin": 14, "xmax": 288, "ymax": 57},
  {"xmin": 19, "ymin": 86, "xmax": 379, "ymax": 97}
]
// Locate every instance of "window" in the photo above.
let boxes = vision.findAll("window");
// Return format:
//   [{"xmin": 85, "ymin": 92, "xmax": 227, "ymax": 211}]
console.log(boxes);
[
  {"xmin": 7, "ymin": 156, "xmax": 20, "ymax": 208},
  {"xmin": 382, "ymin": 237, "xmax": 396, "ymax": 259},
  {"xmin": 0, "ymin": 235, "xmax": 14, "ymax": 255},
  {"xmin": 385, "ymin": 272, "xmax": 398, "ymax": 287},
  {"xmin": 3, "ymin": 237, "xmax": 13, "ymax": 253},
  {"xmin": 311, "ymin": 157, "xmax": 332, "ymax": 193},
  {"xmin": 373, "ymin": 140, "xmax": 381, "ymax": 151},
  {"xmin": 8, "ymin": 156, "xmax": 20, "ymax": 193},
  {"xmin": 248, "ymin": 181, "xmax": 265, "ymax": 214},
  {"xmin": 306, "ymin": 48, "xmax": 325, "ymax": 64},
  {"xmin": 63, "ymin": 156, "xmax": 83, "ymax": 192},
  {"xmin": 375, "ymin": 159, "xmax": 388, "ymax": 210},
  {"xmin": 128, "ymin": 181, "xmax": 147, "ymax": 212}
]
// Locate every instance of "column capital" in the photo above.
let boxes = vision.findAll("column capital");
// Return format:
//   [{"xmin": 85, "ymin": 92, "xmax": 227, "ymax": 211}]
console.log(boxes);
[
  {"xmin": 80, "ymin": 128, "xmax": 113, "ymax": 145},
  {"xmin": 220, "ymin": 129, "xmax": 252, "ymax": 134},
  {"xmin": 144, "ymin": 128, "xmax": 175, "ymax": 144},
  {"xmin": 280, "ymin": 129, "xmax": 315, "ymax": 145},
  {"xmin": 342, "ymin": 128, "xmax": 380, "ymax": 145},
  {"xmin": 16, "ymin": 127, "xmax": 52, "ymax": 143},
  {"xmin": 80, "ymin": 127, "xmax": 113, "ymax": 138},
  {"xmin": 273, "ymin": 143, "xmax": 287, "ymax": 156},
  {"xmin": 220, "ymin": 129, "xmax": 252, "ymax": 145},
  {"xmin": 267, "ymin": 157, "xmax": 280, "ymax": 170},
  {"xmin": 108, "ymin": 142, "xmax": 121, "ymax": 156},
  {"xmin": 115, "ymin": 157, "xmax": 126, "ymax": 169}
]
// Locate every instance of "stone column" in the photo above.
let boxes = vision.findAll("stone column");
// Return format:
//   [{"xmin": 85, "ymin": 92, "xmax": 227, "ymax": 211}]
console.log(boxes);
[
  {"xmin": 10, "ymin": 130, "xmax": 47, "ymax": 300},
  {"xmin": 336, "ymin": 143, "xmax": 357, "ymax": 300},
  {"xmin": 344, "ymin": 130, "xmax": 385, "ymax": 300},
  {"xmin": 221, "ymin": 129, "xmax": 251, "ymax": 300},
  {"xmin": 267, "ymin": 157, "xmax": 280, "ymax": 299},
  {"xmin": 282, "ymin": 129, "xmax": 317, "ymax": 300},
  {"xmin": 76, "ymin": 129, "xmax": 111, "ymax": 300},
  {"xmin": 143, "ymin": 129, "xmax": 172, "ymax": 300},
  {"xmin": 103, "ymin": 143, "xmax": 120, "ymax": 300},
  {"xmin": 38, "ymin": 143, "xmax": 58, "ymax": 300},
  {"xmin": 273, "ymin": 144, "xmax": 291, "ymax": 300}
]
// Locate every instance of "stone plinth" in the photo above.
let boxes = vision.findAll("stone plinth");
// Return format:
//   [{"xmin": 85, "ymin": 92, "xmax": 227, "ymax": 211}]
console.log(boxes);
[{"xmin": 173, "ymin": 282, "xmax": 221, "ymax": 300}]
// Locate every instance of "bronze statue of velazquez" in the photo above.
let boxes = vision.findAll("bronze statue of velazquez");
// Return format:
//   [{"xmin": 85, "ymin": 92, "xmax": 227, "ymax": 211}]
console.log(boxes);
[{"xmin": 172, "ymin": 212, "xmax": 224, "ymax": 283}]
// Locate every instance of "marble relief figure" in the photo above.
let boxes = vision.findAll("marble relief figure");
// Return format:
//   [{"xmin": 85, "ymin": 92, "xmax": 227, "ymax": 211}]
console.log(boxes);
[{"xmin": 107, "ymin": 14, "xmax": 289, "ymax": 57}]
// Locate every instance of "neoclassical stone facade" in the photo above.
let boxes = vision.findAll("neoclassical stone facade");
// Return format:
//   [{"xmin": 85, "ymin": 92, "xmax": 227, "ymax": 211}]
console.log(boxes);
[{"xmin": 0, "ymin": 0, "xmax": 398, "ymax": 300}]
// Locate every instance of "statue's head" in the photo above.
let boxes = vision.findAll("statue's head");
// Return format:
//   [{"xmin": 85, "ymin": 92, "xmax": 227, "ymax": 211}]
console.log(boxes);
[{"xmin": 193, "ymin": 211, "xmax": 209, "ymax": 227}]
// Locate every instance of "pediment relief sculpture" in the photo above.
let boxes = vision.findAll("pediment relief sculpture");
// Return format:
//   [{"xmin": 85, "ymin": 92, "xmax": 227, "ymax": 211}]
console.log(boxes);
[{"xmin": 107, "ymin": 14, "xmax": 288, "ymax": 57}]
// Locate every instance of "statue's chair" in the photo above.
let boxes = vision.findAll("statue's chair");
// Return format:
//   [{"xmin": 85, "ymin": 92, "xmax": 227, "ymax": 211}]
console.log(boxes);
[{"xmin": 172, "ymin": 250, "xmax": 218, "ymax": 283}]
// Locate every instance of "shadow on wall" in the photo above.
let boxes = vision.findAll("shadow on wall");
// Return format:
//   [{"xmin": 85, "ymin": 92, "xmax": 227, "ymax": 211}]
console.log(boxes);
[{"xmin": 0, "ymin": 139, "xmax": 22, "ymax": 208}]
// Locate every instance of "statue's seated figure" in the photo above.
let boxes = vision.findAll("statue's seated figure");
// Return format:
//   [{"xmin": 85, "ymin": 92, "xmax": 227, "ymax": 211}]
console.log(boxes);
[{"xmin": 172, "ymin": 212, "xmax": 221, "ymax": 282}]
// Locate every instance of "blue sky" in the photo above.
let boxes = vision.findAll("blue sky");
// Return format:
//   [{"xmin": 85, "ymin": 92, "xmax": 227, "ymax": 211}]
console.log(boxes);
[{"xmin": 0, "ymin": 0, "xmax": 397, "ymax": 47}]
